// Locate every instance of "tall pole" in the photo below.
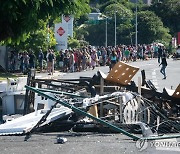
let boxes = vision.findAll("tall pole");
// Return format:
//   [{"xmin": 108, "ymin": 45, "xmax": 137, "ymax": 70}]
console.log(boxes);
[
  {"xmin": 135, "ymin": 0, "xmax": 138, "ymax": 48},
  {"xmin": 105, "ymin": 17, "xmax": 107, "ymax": 47},
  {"xmin": 115, "ymin": 11, "xmax": 117, "ymax": 47}
]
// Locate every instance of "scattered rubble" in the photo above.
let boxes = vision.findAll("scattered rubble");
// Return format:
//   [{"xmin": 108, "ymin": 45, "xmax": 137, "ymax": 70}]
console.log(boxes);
[{"xmin": 0, "ymin": 61, "xmax": 179, "ymax": 142}]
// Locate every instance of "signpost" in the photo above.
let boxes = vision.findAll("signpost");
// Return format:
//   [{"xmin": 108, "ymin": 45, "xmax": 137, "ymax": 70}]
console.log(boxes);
[
  {"xmin": 55, "ymin": 23, "xmax": 68, "ymax": 50},
  {"xmin": 62, "ymin": 15, "xmax": 74, "ymax": 37},
  {"xmin": 57, "ymin": 27, "xmax": 65, "ymax": 36}
]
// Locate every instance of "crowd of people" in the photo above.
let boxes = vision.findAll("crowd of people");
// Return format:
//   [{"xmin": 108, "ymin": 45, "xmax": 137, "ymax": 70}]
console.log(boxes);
[
  {"xmin": 9, "ymin": 49, "xmax": 56, "ymax": 75},
  {"xmin": 57, "ymin": 43, "xmax": 168, "ymax": 73},
  {"xmin": 9, "ymin": 43, "xmax": 169, "ymax": 75}
]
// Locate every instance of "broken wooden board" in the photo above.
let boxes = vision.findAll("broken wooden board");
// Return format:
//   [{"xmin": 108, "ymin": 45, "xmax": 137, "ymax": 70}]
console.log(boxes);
[
  {"xmin": 164, "ymin": 84, "xmax": 180, "ymax": 99},
  {"xmin": 88, "ymin": 105, "xmax": 98, "ymax": 118},
  {"xmin": 106, "ymin": 61, "xmax": 139, "ymax": 85},
  {"xmin": 172, "ymin": 84, "xmax": 180, "ymax": 98}
]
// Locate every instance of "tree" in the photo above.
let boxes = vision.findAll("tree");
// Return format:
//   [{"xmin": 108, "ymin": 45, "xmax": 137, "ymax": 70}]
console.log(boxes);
[
  {"xmin": 150, "ymin": 0, "xmax": 180, "ymax": 35},
  {"xmin": 82, "ymin": 2, "xmax": 134, "ymax": 46},
  {"xmin": 137, "ymin": 11, "xmax": 171, "ymax": 44},
  {"xmin": 68, "ymin": 37, "xmax": 80, "ymax": 49},
  {"xmin": 12, "ymin": 20, "xmax": 56, "ymax": 55},
  {"xmin": 105, "ymin": 3, "xmax": 134, "ymax": 45},
  {"xmin": 0, "ymin": 0, "xmax": 90, "ymax": 44}
]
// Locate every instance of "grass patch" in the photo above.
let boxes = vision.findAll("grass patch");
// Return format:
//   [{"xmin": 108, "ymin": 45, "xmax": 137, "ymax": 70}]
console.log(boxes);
[{"xmin": 0, "ymin": 72, "xmax": 26, "ymax": 81}]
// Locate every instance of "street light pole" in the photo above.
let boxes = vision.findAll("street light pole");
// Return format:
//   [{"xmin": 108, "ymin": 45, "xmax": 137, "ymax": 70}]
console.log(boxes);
[
  {"xmin": 135, "ymin": 0, "xmax": 138, "ymax": 48},
  {"xmin": 105, "ymin": 17, "xmax": 107, "ymax": 47},
  {"xmin": 115, "ymin": 11, "xmax": 117, "ymax": 47}
]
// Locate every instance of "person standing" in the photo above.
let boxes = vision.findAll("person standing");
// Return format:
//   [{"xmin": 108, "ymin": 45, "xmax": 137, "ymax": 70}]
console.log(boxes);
[
  {"xmin": 109, "ymin": 50, "xmax": 117, "ymax": 71},
  {"xmin": 175, "ymin": 45, "xmax": 180, "ymax": 58},
  {"xmin": 63, "ymin": 51, "xmax": 68, "ymax": 72},
  {"xmin": 154, "ymin": 43, "xmax": 159, "ymax": 58},
  {"xmin": 38, "ymin": 49, "xmax": 44, "ymax": 72},
  {"xmin": 101, "ymin": 47, "xmax": 107, "ymax": 66},
  {"xmin": 59, "ymin": 50, "xmax": 64, "ymax": 72},
  {"xmin": 82, "ymin": 50, "xmax": 87, "ymax": 71},
  {"xmin": 24, "ymin": 51, "xmax": 29, "ymax": 73},
  {"xmin": 124, "ymin": 47, "xmax": 130, "ymax": 63},
  {"xmin": 159, "ymin": 53, "xmax": 167, "ymax": 79},
  {"xmin": 47, "ymin": 49, "xmax": 54, "ymax": 75},
  {"xmin": 91, "ymin": 49, "xmax": 98, "ymax": 70},
  {"xmin": 10, "ymin": 51, "xmax": 16, "ymax": 72},
  {"xmin": 19, "ymin": 52, "xmax": 24, "ymax": 73},
  {"xmin": 51, "ymin": 49, "xmax": 56, "ymax": 75},
  {"xmin": 29, "ymin": 50, "xmax": 36, "ymax": 69},
  {"xmin": 69, "ymin": 50, "xmax": 75, "ymax": 72}
]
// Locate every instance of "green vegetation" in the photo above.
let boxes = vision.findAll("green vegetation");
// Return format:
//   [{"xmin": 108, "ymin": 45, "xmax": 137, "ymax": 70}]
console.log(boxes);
[
  {"xmin": 76, "ymin": 0, "xmax": 173, "ymax": 46},
  {"xmin": 137, "ymin": 11, "xmax": 171, "ymax": 44},
  {"xmin": 0, "ymin": 0, "xmax": 179, "ymax": 50},
  {"xmin": 0, "ymin": 0, "xmax": 90, "ymax": 44},
  {"xmin": 150, "ymin": 0, "xmax": 180, "ymax": 35}
]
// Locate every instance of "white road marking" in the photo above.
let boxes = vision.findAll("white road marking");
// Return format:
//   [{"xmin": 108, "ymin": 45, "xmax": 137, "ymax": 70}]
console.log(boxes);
[
  {"xmin": 152, "ymin": 71, "xmax": 156, "ymax": 76},
  {"xmin": 152, "ymin": 75, "xmax": 156, "ymax": 79},
  {"xmin": 151, "ymin": 69, "xmax": 159, "ymax": 89}
]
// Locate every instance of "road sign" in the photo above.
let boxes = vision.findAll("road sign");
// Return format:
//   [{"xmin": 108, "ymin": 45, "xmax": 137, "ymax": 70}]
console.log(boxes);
[
  {"xmin": 62, "ymin": 15, "xmax": 74, "ymax": 37},
  {"xmin": 63, "ymin": 15, "xmax": 71, "ymax": 22},
  {"xmin": 55, "ymin": 23, "xmax": 68, "ymax": 50},
  {"xmin": 57, "ymin": 27, "xmax": 65, "ymax": 36}
]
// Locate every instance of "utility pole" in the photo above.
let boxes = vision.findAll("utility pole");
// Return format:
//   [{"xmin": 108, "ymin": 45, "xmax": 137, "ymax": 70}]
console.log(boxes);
[
  {"xmin": 135, "ymin": 0, "xmax": 138, "ymax": 48},
  {"xmin": 105, "ymin": 17, "xmax": 107, "ymax": 47},
  {"xmin": 115, "ymin": 11, "xmax": 117, "ymax": 47}
]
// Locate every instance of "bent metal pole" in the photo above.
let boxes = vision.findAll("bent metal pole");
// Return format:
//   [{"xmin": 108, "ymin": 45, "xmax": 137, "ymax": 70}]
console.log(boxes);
[
  {"xmin": 25, "ymin": 85, "xmax": 180, "ymax": 141},
  {"xmin": 25, "ymin": 85, "xmax": 140, "ymax": 140}
]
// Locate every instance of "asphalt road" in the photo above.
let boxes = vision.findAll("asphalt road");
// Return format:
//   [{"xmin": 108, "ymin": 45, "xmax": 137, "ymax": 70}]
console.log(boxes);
[
  {"xmin": 0, "ymin": 132, "xmax": 179, "ymax": 154},
  {"xmin": 131, "ymin": 58, "xmax": 180, "ymax": 92},
  {"xmin": 55, "ymin": 58, "xmax": 180, "ymax": 92}
]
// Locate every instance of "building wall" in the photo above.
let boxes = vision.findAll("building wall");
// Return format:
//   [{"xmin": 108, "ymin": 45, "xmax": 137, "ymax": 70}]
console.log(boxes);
[{"xmin": 88, "ymin": 13, "xmax": 102, "ymax": 20}]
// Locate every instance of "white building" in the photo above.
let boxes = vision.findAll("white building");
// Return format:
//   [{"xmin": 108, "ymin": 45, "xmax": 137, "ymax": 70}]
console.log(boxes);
[{"xmin": 88, "ymin": 13, "xmax": 102, "ymax": 21}]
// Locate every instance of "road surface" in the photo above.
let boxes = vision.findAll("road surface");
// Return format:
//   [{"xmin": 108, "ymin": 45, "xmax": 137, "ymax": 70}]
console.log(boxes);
[{"xmin": 54, "ymin": 58, "xmax": 180, "ymax": 92}]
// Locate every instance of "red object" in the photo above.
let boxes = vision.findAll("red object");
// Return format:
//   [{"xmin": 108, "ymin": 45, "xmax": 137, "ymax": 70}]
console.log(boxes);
[
  {"xmin": 178, "ymin": 32, "xmax": 180, "ymax": 45},
  {"xmin": 57, "ymin": 27, "xmax": 65, "ymax": 36},
  {"xmin": 63, "ymin": 15, "xmax": 71, "ymax": 22}
]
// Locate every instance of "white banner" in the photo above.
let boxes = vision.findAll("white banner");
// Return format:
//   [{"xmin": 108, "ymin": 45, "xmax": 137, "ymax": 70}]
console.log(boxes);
[
  {"xmin": 62, "ymin": 15, "xmax": 74, "ymax": 37},
  {"xmin": 55, "ymin": 23, "xmax": 68, "ymax": 50}
]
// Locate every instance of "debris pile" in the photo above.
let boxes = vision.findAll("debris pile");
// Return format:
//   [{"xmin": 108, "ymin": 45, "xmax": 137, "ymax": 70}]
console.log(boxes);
[{"xmin": 0, "ymin": 61, "xmax": 179, "ymax": 142}]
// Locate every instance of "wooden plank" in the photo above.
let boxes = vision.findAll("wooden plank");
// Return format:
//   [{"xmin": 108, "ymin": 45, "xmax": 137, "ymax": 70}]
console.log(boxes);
[
  {"xmin": 106, "ymin": 61, "xmax": 139, "ymax": 85},
  {"xmin": 172, "ymin": 84, "xmax": 180, "ymax": 98}
]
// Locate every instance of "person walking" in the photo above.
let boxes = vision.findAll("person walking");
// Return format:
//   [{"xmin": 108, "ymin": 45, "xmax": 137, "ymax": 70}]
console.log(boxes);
[
  {"xmin": 159, "ymin": 53, "xmax": 167, "ymax": 79},
  {"xmin": 157, "ymin": 45, "xmax": 163, "ymax": 63}
]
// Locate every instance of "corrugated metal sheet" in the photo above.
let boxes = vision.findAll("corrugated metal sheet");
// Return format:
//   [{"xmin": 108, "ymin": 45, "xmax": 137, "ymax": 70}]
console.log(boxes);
[{"xmin": 0, "ymin": 107, "xmax": 72, "ymax": 135}]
